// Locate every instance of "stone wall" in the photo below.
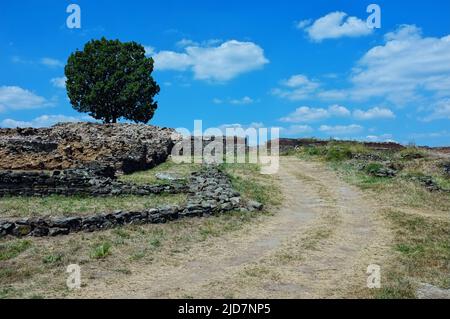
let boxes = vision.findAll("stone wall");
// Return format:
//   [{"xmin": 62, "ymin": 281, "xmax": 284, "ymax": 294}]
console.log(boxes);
[
  {"xmin": 0, "ymin": 122, "xmax": 179, "ymax": 174},
  {"xmin": 0, "ymin": 166, "xmax": 263, "ymax": 238},
  {"xmin": 267, "ymin": 138, "xmax": 406, "ymax": 154},
  {"xmin": 172, "ymin": 136, "xmax": 248, "ymax": 160},
  {"xmin": 0, "ymin": 166, "xmax": 186, "ymax": 197}
]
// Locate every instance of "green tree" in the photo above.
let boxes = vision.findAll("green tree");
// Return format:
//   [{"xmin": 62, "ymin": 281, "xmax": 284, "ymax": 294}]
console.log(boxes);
[{"xmin": 65, "ymin": 38, "xmax": 160, "ymax": 123}]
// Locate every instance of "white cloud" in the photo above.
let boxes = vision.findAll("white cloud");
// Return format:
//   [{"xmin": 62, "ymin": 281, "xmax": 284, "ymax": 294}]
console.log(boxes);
[
  {"xmin": 218, "ymin": 122, "xmax": 265, "ymax": 137},
  {"xmin": 280, "ymin": 107, "xmax": 328, "ymax": 123},
  {"xmin": 329, "ymin": 104, "xmax": 351, "ymax": 117},
  {"xmin": 303, "ymin": 11, "xmax": 372, "ymax": 42},
  {"xmin": 230, "ymin": 96, "xmax": 254, "ymax": 105},
  {"xmin": 316, "ymin": 89, "xmax": 348, "ymax": 101},
  {"xmin": 271, "ymin": 74, "xmax": 320, "ymax": 100},
  {"xmin": 423, "ymin": 99, "xmax": 450, "ymax": 121},
  {"xmin": 281, "ymin": 125, "xmax": 313, "ymax": 136},
  {"xmin": 154, "ymin": 40, "xmax": 269, "ymax": 81},
  {"xmin": 410, "ymin": 130, "xmax": 450, "ymax": 139},
  {"xmin": 144, "ymin": 46, "xmax": 155, "ymax": 57},
  {"xmin": 154, "ymin": 51, "xmax": 192, "ymax": 71},
  {"xmin": 0, "ymin": 86, "xmax": 51, "ymax": 111},
  {"xmin": 0, "ymin": 114, "xmax": 93, "ymax": 128},
  {"xmin": 350, "ymin": 25, "xmax": 450, "ymax": 104},
  {"xmin": 353, "ymin": 107, "xmax": 395, "ymax": 120},
  {"xmin": 280, "ymin": 105, "xmax": 350, "ymax": 123},
  {"xmin": 175, "ymin": 39, "xmax": 199, "ymax": 48},
  {"xmin": 213, "ymin": 96, "xmax": 256, "ymax": 105},
  {"xmin": 319, "ymin": 124, "xmax": 363, "ymax": 135},
  {"xmin": 296, "ymin": 19, "xmax": 312, "ymax": 29},
  {"xmin": 40, "ymin": 57, "xmax": 64, "ymax": 68},
  {"xmin": 50, "ymin": 77, "xmax": 67, "ymax": 89},
  {"xmin": 365, "ymin": 134, "xmax": 394, "ymax": 142}
]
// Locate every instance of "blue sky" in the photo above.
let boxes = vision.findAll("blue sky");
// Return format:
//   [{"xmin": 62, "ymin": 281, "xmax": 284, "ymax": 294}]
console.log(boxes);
[{"xmin": 1, "ymin": 0, "xmax": 450, "ymax": 146}]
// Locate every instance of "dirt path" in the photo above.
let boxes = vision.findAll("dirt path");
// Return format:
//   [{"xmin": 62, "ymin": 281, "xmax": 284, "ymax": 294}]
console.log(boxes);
[{"xmin": 74, "ymin": 157, "xmax": 390, "ymax": 298}]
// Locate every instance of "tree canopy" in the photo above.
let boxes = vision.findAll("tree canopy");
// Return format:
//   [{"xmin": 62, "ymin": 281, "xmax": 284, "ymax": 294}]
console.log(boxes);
[{"xmin": 65, "ymin": 38, "xmax": 160, "ymax": 123}]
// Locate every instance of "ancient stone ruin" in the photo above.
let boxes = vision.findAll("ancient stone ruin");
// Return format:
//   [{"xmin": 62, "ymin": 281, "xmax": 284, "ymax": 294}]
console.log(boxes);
[
  {"xmin": 0, "ymin": 166, "xmax": 263, "ymax": 238},
  {"xmin": 0, "ymin": 166, "xmax": 186, "ymax": 197},
  {"xmin": 0, "ymin": 122, "xmax": 178, "ymax": 174},
  {"xmin": 0, "ymin": 123, "xmax": 263, "ymax": 238}
]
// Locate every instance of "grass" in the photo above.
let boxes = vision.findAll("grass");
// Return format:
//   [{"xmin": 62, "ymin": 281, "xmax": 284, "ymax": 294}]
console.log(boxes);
[
  {"xmin": 398, "ymin": 147, "xmax": 428, "ymax": 160},
  {"xmin": 0, "ymin": 193, "xmax": 187, "ymax": 219},
  {"xmin": 0, "ymin": 158, "xmax": 198, "ymax": 219},
  {"xmin": 219, "ymin": 163, "xmax": 282, "ymax": 207},
  {"xmin": 0, "ymin": 240, "xmax": 32, "ymax": 261},
  {"xmin": 119, "ymin": 159, "xmax": 201, "ymax": 185},
  {"xmin": 90, "ymin": 242, "xmax": 112, "ymax": 259},
  {"xmin": 290, "ymin": 142, "xmax": 449, "ymax": 298},
  {"xmin": 42, "ymin": 253, "xmax": 64, "ymax": 265},
  {"xmin": 0, "ymin": 211, "xmax": 271, "ymax": 298},
  {"xmin": 374, "ymin": 210, "xmax": 450, "ymax": 298},
  {"xmin": 294, "ymin": 142, "xmax": 450, "ymax": 212},
  {"xmin": 0, "ymin": 160, "xmax": 280, "ymax": 299}
]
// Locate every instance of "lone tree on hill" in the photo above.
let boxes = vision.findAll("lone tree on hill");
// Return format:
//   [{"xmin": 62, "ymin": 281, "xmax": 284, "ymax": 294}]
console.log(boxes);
[{"xmin": 65, "ymin": 38, "xmax": 160, "ymax": 124}]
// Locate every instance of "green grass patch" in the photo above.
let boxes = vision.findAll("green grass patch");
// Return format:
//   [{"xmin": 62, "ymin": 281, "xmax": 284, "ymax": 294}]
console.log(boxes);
[
  {"xmin": 42, "ymin": 253, "xmax": 64, "ymax": 265},
  {"xmin": 148, "ymin": 229, "xmax": 165, "ymax": 249},
  {"xmin": 119, "ymin": 159, "xmax": 201, "ymax": 185},
  {"xmin": 329, "ymin": 162, "xmax": 391, "ymax": 190},
  {"xmin": 90, "ymin": 242, "xmax": 112, "ymax": 259},
  {"xmin": 0, "ymin": 193, "xmax": 186, "ymax": 219},
  {"xmin": 374, "ymin": 210, "xmax": 450, "ymax": 298},
  {"xmin": 221, "ymin": 163, "xmax": 281, "ymax": 207},
  {"xmin": 0, "ymin": 240, "xmax": 32, "ymax": 261}
]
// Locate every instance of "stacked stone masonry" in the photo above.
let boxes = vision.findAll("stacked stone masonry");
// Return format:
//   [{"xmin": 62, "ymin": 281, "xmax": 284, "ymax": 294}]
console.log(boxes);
[{"xmin": 0, "ymin": 166, "xmax": 263, "ymax": 238}]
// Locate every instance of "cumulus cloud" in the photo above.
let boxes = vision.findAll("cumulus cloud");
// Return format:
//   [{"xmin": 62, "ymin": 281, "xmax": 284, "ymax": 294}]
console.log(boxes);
[
  {"xmin": 329, "ymin": 104, "xmax": 352, "ymax": 117},
  {"xmin": 153, "ymin": 40, "xmax": 269, "ymax": 81},
  {"xmin": 0, "ymin": 114, "xmax": 93, "ymax": 128},
  {"xmin": 319, "ymin": 124, "xmax": 363, "ymax": 135},
  {"xmin": 154, "ymin": 51, "xmax": 193, "ymax": 71},
  {"xmin": 50, "ymin": 77, "xmax": 67, "ymax": 89},
  {"xmin": 271, "ymin": 74, "xmax": 320, "ymax": 100},
  {"xmin": 350, "ymin": 25, "xmax": 450, "ymax": 104},
  {"xmin": 279, "ymin": 105, "xmax": 350, "ymax": 123},
  {"xmin": 0, "ymin": 86, "xmax": 51, "ymax": 111},
  {"xmin": 353, "ymin": 107, "xmax": 395, "ymax": 120},
  {"xmin": 302, "ymin": 12, "xmax": 372, "ymax": 42}
]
